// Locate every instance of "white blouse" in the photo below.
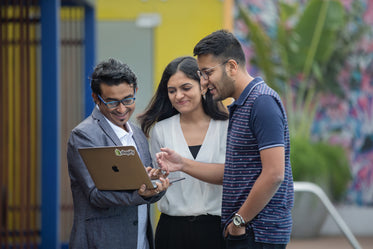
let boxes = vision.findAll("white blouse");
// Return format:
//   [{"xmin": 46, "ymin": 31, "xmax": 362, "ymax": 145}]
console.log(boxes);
[{"xmin": 149, "ymin": 114, "xmax": 228, "ymax": 216}]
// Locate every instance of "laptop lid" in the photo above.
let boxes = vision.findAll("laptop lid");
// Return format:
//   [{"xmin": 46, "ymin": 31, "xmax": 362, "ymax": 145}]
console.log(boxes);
[{"xmin": 78, "ymin": 145, "xmax": 155, "ymax": 190}]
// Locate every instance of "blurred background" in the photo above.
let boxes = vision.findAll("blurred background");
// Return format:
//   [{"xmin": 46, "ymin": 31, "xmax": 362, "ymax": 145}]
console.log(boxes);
[{"xmin": 0, "ymin": 0, "xmax": 372, "ymax": 248}]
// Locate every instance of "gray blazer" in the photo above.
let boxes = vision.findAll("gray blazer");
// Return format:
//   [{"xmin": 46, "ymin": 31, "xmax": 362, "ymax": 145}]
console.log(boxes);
[{"xmin": 67, "ymin": 107, "xmax": 163, "ymax": 249}]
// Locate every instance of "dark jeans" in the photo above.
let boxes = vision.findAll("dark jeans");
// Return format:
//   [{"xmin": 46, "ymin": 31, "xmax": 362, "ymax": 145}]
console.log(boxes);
[
  {"xmin": 225, "ymin": 228, "xmax": 287, "ymax": 249},
  {"xmin": 155, "ymin": 213, "xmax": 225, "ymax": 249}
]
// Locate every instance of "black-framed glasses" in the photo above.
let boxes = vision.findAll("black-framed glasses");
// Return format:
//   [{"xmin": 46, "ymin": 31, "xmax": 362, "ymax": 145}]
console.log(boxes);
[
  {"xmin": 197, "ymin": 60, "xmax": 229, "ymax": 80},
  {"xmin": 98, "ymin": 92, "xmax": 136, "ymax": 109}
]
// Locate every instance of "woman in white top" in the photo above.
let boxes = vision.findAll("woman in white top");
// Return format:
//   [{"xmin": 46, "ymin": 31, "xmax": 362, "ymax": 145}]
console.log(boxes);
[{"xmin": 138, "ymin": 56, "xmax": 228, "ymax": 249}]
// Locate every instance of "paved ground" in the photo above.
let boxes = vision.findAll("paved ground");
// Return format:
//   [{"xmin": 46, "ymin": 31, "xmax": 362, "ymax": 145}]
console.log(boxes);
[{"xmin": 288, "ymin": 236, "xmax": 373, "ymax": 249}]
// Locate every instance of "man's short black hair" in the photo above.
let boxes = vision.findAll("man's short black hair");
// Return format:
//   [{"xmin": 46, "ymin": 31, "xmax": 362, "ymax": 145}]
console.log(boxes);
[
  {"xmin": 193, "ymin": 29, "xmax": 246, "ymax": 65},
  {"xmin": 90, "ymin": 58, "xmax": 137, "ymax": 95}
]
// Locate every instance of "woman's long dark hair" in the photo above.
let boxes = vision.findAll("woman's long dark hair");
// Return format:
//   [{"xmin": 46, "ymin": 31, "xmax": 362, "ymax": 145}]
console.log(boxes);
[{"xmin": 137, "ymin": 56, "xmax": 228, "ymax": 137}]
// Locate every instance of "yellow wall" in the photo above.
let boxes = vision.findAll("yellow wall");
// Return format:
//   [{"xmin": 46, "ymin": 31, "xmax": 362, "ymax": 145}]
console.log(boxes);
[{"xmin": 96, "ymin": 0, "xmax": 228, "ymax": 89}]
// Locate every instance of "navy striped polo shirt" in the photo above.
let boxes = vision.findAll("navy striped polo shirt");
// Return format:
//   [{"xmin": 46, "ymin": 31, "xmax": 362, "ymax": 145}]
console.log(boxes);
[{"xmin": 222, "ymin": 77, "xmax": 294, "ymax": 244}]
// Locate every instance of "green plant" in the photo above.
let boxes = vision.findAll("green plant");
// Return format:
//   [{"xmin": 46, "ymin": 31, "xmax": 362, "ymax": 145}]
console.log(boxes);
[
  {"xmin": 239, "ymin": 0, "xmax": 348, "ymax": 138},
  {"xmin": 290, "ymin": 136, "xmax": 352, "ymax": 202},
  {"xmin": 238, "ymin": 0, "xmax": 367, "ymax": 137}
]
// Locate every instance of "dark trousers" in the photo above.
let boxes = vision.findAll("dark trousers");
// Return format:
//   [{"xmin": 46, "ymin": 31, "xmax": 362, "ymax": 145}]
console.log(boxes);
[
  {"xmin": 155, "ymin": 213, "xmax": 225, "ymax": 249},
  {"xmin": 224, "ymin": 228, "xmax": 287, "ymax": 249}
]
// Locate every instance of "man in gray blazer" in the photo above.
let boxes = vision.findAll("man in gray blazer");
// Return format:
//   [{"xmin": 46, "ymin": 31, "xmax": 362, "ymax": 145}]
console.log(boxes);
[{"xmin": 67, "ymin": 58, "xmax": 169, "ymax": 249}]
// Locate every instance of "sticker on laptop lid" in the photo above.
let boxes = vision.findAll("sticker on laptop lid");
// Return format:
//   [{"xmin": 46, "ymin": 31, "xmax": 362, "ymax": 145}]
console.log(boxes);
[{"xmin": 115, "ymin": 148, "xmax": 135, "ymax": 156}]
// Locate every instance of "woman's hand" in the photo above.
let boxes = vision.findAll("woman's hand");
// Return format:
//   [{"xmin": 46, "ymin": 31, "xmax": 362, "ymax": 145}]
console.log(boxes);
[
  {"xmin": 156, "ymin": 147, "xmax": 184, "ymax": 174},
  {"xmin": 146, "ymin": 167, "xmax": 168, "ymax": 180}
]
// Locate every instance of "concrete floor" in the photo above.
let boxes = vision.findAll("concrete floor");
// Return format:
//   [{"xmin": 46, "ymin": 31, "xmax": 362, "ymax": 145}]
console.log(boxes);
[{"xmin": 288, "ymin": 236, "xmax": 373, "ymax": 249}]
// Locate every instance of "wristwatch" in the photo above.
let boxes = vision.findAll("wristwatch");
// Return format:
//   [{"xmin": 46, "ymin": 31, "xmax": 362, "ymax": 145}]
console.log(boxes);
[{"xmin": 232, "ymin": 213, "xmax": 246, "ymax": 227}]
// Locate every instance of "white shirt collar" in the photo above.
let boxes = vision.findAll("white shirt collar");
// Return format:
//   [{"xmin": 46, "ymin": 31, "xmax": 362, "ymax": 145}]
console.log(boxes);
[
  {"xmin": 105, "ymin": 116, "xmax": 133, "ymax": 141},
  {"xmin": 97, "ymin": 105, "xmax": 134, "ymax": 141}
]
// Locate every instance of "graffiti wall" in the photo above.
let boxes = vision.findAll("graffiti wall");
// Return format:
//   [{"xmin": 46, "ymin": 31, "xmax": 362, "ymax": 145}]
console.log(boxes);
[{"xmin": 234, "ymin": 0, "xmax": 373, "ymax": 205}]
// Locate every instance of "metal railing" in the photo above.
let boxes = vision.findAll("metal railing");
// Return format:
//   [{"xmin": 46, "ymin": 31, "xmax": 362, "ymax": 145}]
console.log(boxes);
[{"xmin": 294, "ymin": 181, "xmax": 362, "ymax": 249}]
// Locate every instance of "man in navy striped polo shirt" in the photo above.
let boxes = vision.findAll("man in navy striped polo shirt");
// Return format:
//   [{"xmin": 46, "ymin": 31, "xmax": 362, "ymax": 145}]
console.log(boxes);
[{"xmin": 156, "ymin": 30, "xmax": 294, "ymax": 249}]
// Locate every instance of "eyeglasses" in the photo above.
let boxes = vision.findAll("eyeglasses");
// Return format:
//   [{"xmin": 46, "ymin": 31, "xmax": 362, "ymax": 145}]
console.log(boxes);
[
  {"xmin": 98, "ymin": 92, "xmax": 136, "ymax": 109},
  {"xmin": 197, "ymin": 60, "xmax": 229, "ymax": 80}
]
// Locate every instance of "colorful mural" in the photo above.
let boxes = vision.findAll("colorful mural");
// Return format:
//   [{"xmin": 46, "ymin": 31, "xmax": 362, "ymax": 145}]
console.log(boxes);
[{"xmin": 235, "ymin": 0, "xmax": 373, "ymax": 205}]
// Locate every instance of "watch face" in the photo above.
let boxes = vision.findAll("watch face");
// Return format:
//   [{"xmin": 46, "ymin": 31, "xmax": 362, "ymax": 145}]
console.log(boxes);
[{"xmin": 233, "ymin": 216, "xmax": 241, "ymax": 226}]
